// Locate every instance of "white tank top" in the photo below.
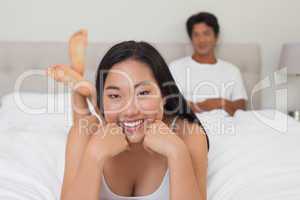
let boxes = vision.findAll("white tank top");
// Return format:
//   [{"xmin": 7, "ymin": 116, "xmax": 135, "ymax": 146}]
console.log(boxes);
[{"xmin": 99, "ymin": 116, "xmax": 179, "ymax": 200}]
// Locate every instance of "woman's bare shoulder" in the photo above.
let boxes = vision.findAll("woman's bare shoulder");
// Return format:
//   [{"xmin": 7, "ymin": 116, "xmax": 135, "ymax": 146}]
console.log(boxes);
[{"xmin": 174, "ymin": 118, "xmax": 206, "ymax": 140}]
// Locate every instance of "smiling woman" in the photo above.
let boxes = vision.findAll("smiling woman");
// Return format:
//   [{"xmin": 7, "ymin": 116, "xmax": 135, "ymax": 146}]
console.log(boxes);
[
  {"xmin": 47, "ymin": 30, "xmax": 209, "ymax": 200},
  {"xmin": 96, "ymin": 41, "xmax": 207, "ymax": 144}
]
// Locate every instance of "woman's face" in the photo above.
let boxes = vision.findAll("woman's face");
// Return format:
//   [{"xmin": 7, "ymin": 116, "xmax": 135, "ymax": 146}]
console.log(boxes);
[{"xmin": 102, "ymin": 59, "xmax": 165, "ymax": 143}]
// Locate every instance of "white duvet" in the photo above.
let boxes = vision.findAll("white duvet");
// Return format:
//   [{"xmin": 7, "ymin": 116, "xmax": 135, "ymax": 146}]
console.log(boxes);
[
  {"xmin": 0, "ymin": 93, "xmax": 300, "ymax": 200},
  {"xmin": 201, "ymin": 110, "xmax": 300, "ymax": 200}
]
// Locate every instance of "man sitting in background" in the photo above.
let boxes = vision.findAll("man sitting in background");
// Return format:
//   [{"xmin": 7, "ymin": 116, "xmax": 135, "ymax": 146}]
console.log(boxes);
[{"xmin": 169, "ymin": 12, "xmax": 247, "ymax": 116}]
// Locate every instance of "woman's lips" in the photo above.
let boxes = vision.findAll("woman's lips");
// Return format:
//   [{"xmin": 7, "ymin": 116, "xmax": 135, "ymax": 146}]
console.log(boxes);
[{"xmin": 119, "ymin": 119, "xmax": 145, "ymax": 135}]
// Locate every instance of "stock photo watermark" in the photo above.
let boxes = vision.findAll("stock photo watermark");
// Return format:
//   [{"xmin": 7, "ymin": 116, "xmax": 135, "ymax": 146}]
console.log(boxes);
[{"xmin": 11, "ymin": 66, "xmax": 290, "ymax": 136}]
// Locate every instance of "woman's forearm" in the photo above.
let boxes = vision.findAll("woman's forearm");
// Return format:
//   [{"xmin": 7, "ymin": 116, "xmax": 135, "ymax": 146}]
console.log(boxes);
[
  {"xmin": 61, "ymin": 149, "xmax": 105, "ymax": 200},
  {"xmin": 168, "ymin": 143, "xmax": 202, "ymax": 200}
]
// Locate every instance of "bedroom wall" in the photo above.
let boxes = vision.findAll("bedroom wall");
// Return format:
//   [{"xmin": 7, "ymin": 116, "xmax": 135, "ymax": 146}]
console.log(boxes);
[{"xmin": 1, "ymin": 0, "xmax": 300, "ymax": 111}]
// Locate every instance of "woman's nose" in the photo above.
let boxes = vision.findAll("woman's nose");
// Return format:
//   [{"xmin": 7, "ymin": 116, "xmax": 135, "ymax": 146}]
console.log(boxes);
[{"xmin": 123, "ymin": 98, "xmax": 139, "ymax": 117}]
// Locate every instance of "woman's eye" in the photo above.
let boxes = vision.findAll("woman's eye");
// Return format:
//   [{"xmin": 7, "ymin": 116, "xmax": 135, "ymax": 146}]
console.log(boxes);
[
  {"xmin": 138, "ymin": 90, "xmax": 150, "ymax": 96},
  {"xmin": 108, "ymin": 94, "xmax": 120, "ymax": 99}
]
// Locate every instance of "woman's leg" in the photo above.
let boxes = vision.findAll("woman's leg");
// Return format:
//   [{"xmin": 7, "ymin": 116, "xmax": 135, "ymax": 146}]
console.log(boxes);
[
  {"xmin": 47, "ymin": 29, "xmax": 100, "ymax": 123},
  {"xmin": 46, "ymin": 30, "xmax": 103, "ymax": 199},
  {"xmin": 69, "ymin": 29, "xmax": 87, "ymax": 75},
  {"xmin": 69, "ymin": 29, "xmax": 93, "ymax": 122},
  {"xmin": 46, "ymin": 64, "xmax": 96, "ymax": 122},
  {"xmin": 68, "ymin": 29, "xmax": 100, "ymax": 122}
]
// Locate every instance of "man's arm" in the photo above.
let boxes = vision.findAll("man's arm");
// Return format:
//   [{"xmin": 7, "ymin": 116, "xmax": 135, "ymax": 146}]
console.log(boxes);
[
  {"xmin": 188, "ymin": 98, "xmax": 246, "ymax": 116},
  {"xmin": 221, "ymin": 99, "xmax": 246, "ymax": 116}
]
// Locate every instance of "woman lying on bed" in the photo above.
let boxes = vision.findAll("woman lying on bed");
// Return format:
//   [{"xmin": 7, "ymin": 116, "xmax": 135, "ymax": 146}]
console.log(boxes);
[{"xmin": 47, "ymin": 30, "xmax": 209, "ymax": 200}]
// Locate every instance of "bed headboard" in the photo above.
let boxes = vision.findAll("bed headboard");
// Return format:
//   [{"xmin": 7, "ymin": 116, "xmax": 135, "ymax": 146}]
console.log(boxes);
[{"xmin": 0, "ymin": 41, "xmax": 262, "ymax": 109}]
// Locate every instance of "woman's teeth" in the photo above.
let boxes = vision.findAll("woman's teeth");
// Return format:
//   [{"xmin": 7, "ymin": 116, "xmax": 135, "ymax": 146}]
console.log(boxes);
[
  {"xmin": 122, "ymin": 119, "xmax": 144, "ymax": 128},
  {"xmin": 119, "ymin": 119, "xmax": 145, "ymax": 135}
]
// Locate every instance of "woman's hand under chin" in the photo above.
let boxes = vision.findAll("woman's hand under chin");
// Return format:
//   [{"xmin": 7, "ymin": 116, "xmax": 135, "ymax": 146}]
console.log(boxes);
[
  {"xmin": 142, "ymin": 119, "xmax": 187, "ymax": 158},
  {"xmin": 86, "ymin": 122, "xmax": 130, "ymax": 164}
]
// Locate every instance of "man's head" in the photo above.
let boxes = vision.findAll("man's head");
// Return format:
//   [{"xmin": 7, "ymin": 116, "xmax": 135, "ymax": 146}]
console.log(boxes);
[{"xmin": 186, "ymin": 12, "xmax": 220, "ymax": 56}]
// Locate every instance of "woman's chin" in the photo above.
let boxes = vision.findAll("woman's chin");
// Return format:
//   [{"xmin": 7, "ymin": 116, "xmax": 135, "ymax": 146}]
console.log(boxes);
[{"xmin": 125, "ymin": 131, "xmax": 145, "ymax": 143}]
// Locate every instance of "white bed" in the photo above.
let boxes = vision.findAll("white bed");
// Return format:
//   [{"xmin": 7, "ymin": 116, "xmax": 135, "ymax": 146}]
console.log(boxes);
[
  {"xmin": 199, "ymin": 110, "xmax": 300, "ymax": 199},
  {"xmin": 0, "ymin": 42, "xmax": 300, "ymax": 199},
  {"xmin": 1, "ymin": 92, "xmax": 300, "ymax": 200}
]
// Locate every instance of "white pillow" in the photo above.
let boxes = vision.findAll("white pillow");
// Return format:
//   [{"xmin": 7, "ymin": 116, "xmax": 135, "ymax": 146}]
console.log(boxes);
[
  {"xmin": 1, "ymin": 92, "xmax": 70, "ymax": 112},
  {"xmin": 0, "ymin": 92, "xmax": 73, "ymax": 131}
]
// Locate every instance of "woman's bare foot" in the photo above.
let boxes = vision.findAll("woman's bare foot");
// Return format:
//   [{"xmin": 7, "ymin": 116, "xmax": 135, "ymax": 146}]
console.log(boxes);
[
  {"xmin": 69, "ymin": 29, "xmax": 88, "ymax": 75},
  {"xmin": 46, "ymin": 64, "xmax": 93, "ymax": 97}
]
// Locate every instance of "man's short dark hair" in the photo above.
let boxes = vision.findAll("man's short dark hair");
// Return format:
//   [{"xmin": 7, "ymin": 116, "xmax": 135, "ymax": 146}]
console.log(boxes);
[{"xmin": 186, "ymin": 12, "xmax": 220, "ymax": 39}]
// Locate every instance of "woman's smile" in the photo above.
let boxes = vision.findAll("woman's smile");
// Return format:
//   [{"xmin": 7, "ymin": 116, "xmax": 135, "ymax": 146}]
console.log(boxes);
[{"xmin": 118, "ymin": 119, "xmax": 145, "ymax": 135}]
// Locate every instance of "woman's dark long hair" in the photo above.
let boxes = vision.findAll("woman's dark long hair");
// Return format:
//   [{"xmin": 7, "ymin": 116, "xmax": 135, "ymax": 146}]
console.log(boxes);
[{"xmin": 95, "ymin": 41, "xmax": 209, "ymax": 149}]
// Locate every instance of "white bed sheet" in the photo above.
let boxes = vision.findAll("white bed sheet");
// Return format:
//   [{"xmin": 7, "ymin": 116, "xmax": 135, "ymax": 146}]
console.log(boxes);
[
  {"xmin": 0, "ymin": 97, "xmax": 300, "ymax": 199},
  {"xmin": 200, "ymin": 110, "xmax": 300, "ymax": 200}
]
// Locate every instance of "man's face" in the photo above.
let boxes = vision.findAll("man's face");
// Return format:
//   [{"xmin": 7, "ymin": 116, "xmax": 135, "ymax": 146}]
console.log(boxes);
[{"xmin": 191, "ymin": 23, "xmax": 218, "ymax": 56}]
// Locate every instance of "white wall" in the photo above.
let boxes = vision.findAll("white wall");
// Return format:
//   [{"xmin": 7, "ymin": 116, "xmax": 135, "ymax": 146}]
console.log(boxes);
[{"xmin": 1, "ymin": 0, "xmax": 300, "ymax": 110}]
